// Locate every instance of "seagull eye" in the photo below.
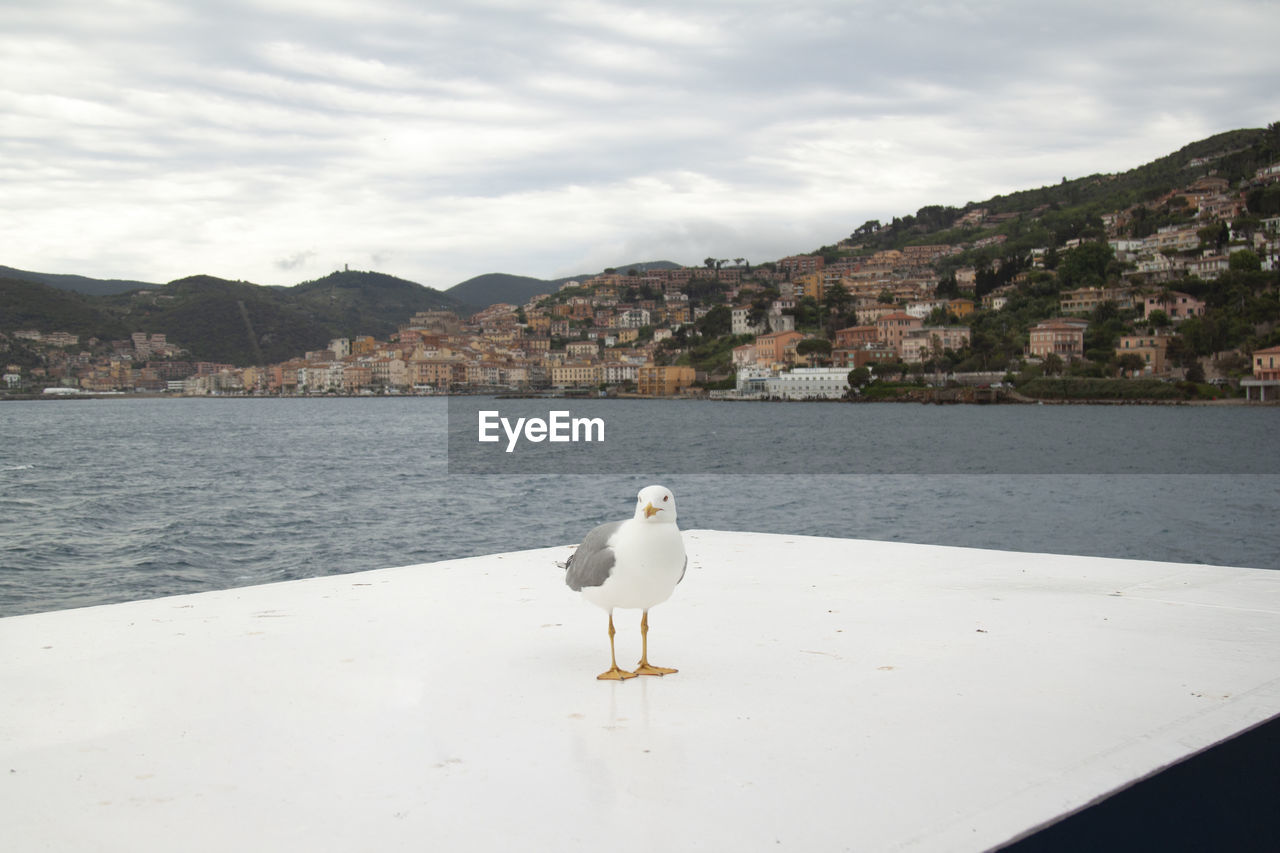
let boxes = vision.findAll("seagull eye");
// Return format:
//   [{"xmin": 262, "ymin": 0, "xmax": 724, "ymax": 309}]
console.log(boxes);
[{"xmin": 663, "ymin": 495, "xmax": 669, "ymax": 502}]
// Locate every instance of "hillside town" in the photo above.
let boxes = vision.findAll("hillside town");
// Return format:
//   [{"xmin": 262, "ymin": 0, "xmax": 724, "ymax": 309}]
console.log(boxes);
[{"xmin": 8, "ymin": 160, "xmax": 1280, "ymax": 403}]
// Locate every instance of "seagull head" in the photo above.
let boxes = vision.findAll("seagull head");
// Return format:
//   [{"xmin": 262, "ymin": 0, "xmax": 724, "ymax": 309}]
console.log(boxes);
[{"xmin": 634, "ymin": 484, "xmax": 678, "ymax": 523}]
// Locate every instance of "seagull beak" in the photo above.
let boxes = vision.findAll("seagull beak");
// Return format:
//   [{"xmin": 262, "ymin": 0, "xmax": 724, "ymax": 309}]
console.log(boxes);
[{"xmin": 643, "ymin": 502, "xmax": 662, "ymax": 519}]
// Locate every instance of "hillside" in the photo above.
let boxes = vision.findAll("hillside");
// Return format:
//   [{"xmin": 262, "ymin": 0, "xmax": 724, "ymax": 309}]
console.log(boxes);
[
  {"xmin": 290, "ymin": 270, "xmax": 468, "ymax": 338},
  {"xmin": 823, "ymin": 126, "xmax": 1280, "ymax": 262},
  {"xmin": 0, "ymin": 276, "xmax": 132, "ymax": 339},
  {"xmin": 444, "ymin": 261, "xmax": 681, "ymax": 311},
  {"xmin": 0, "ymin": 265, "xmax": 159, "ymax": 297},
  {"xmin": 445, "ymin": 273, "xmax": 563, "ymax": 313},
  {"xmin": 0, "ymin": 270, "xmax": 464, "ymax": 366}
]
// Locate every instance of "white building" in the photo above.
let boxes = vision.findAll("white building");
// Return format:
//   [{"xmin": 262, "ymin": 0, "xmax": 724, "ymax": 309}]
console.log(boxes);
[
  {"xmin": 618, "ymin": 308, "xmax": 651, "ymax": 329},
  {"xmin": 763, "ymin": 367, "xmax": 850, "ymax": 400},
  {"xmin": 603, "ymin": 363, "xmax": 639, "ymax": 384},
  {"xmin": 905, "ymin": 299, "xmax": 948, "ymax": 319},
  {"xmin": 734, "ymin": 366, "xmax": 773, "ymax": 396},
  {"xmin": 731, "ymin": 307, "xmax": 760, "ymax": 336}
]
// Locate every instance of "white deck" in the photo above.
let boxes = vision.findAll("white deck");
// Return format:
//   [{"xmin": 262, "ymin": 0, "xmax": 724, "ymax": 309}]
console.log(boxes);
[{"xmin": 3, "ymin": 532, "xmax": 1279, "ymax": 852}]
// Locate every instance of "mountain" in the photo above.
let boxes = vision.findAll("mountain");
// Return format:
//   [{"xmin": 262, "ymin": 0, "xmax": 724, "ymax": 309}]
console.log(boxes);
[
  {"xmin": 0, "ymin": 269, "xmax": 468, "ymax": 366},
  {"xmin": 0, "ymin": 275, "xmax": 132, "ymax": 339},
  {"xmin": 290, "ymin": 270, "xmax": 468, "ymax": 337},
  {"xmin": 100, "ymin": 275, "xmax": 341, "ymax": 365},
  {"xmin": 828, "ymin": 125, "xmax": 1280, "ymax": 258},
  {"xmin": 444, "ymin": 261, "xmax": 682, "ymax": 310},
  {"xmin": 0, "ymin": 265, "xmax": 159, "ymax": 297},
  {"xmin": 445, "ymin": 273, "xmax": 561, "ymax": 312}
]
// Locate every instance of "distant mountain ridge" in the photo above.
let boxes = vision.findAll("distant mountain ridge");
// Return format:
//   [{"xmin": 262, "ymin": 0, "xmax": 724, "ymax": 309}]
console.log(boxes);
[
  {"xmin": 0, "ymin": 260, "xmax": 684, "ymax": 313},
  {"xmin": 0, "ymin": 262, "xmax": 681, "ymax": 365},
  {"xmin": 0, "ymin": 270, "xmax": 467, "ymax": 366},
  {"xmin": 0, "ymin": 265, "xmax": 158, "ymax": 297},
  {"xmin": 444, "ymin": 261, "xmax": 681, "ymax": 309}
]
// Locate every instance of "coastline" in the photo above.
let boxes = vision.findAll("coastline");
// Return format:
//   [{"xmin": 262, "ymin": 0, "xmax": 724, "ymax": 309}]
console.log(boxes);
[{"xmin": 2, "ymin": 391, "xmax": 1272, "ymax": 405}]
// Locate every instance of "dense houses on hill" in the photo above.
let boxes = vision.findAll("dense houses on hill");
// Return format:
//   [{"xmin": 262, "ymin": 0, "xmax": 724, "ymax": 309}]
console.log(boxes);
[{"xmin": 7, "ymin": 158, "xmax": 1280, "ymax": 400}]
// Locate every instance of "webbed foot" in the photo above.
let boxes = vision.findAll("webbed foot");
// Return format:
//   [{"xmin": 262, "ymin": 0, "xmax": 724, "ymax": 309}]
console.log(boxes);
[{"xmin": 634, "ymin": 663, "xmax": 677, "ymax": 676}]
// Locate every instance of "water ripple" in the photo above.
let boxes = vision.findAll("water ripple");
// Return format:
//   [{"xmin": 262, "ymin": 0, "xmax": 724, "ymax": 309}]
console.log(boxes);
[{"xmin": 1, "ymin": 398, "xmax": 1276, "ymax": 616}]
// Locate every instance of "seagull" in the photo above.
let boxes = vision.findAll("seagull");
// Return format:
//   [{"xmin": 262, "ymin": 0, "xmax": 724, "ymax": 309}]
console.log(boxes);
[{"xmin": 562, "ymin": 484, "xmax": 687, "ymax": 680}]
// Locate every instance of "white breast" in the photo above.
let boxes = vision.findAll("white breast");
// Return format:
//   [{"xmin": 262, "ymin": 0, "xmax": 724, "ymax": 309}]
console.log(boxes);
[{"xmin": 581, "ymin": 521, "xmax": 685, "ymax": 611}]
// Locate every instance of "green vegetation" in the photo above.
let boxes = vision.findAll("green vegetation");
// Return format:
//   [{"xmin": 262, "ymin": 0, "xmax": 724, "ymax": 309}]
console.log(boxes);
[
  {"xmin": 1018, "ymin": 378, "xmax": 1187, "ymax": 401},
  {"xmin": 670, "ymin": 332, "xmax": 753, "ymax": 375},
  {"xmin": 1, "ymin": 270, "xmax": 464, "ymax": 366}
]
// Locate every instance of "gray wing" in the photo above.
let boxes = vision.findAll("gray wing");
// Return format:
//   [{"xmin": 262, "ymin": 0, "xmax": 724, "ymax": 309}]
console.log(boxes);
[
  {"xmin": 678, "ymin": 555, "xmax": 687, "ymax": 585},
  {"xmin": 564, "ymin": 521, "xmax": 622, "ymax": 591}
]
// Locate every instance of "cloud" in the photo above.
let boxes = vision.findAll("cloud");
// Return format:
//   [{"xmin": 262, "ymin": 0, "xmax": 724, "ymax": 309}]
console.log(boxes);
[
  {"xmin": 276, "ymin": 250, "xmax": 317, "ymax": 271},
  {"xmin": 0, "ymin": 0, "xmax": 1277, "ymax": 289}
]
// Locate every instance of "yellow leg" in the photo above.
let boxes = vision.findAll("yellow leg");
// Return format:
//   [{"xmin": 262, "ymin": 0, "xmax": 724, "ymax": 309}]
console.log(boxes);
[
  {"xmin": 634, "ymin": 610, "xmax": 677, "ymax": 676},
  {"xmin": 597, "ymin": 611, "xmax": 637, "ymax": 680}
]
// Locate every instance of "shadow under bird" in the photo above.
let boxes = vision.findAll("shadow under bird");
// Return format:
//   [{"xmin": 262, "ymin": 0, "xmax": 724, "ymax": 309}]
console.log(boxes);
[{"xmin": 561, "ymin": 485, "xmax": 687, "ymax": 680}]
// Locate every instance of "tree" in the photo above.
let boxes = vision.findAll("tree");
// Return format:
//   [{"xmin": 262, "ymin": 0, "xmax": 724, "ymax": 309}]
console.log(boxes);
[
  {"xmin": 1147, "ymin": 309, "xmax": 1171, "ymax": 329},
  {"xmin": 1042, "ymin": 353, "xmax": 1065, "ymax": 376},
  {"xmin": 847, "ymin": 366, "xmax": 871, "ymax": 388},
  {"xmin": 796, "ymin": 338, "xmax": 833, "ymax": 363},
  {"xmin": 1116, "ymin": 353, "xmax": 1146, "ymax": 376},
  {"xmin": 695, "ymin": 305, "xmax": 730, "ymax": 337},
  {"xmin": 823, "ymin": 282, "xmax": 852, "ymax": 317},
  {"xmin": 1230, "ymin": 249, "xmax": 1261, "ymax": 272},
  {"xmin": 1055, "ymin": 242, "xmax": 1115, "ymax": 289}
]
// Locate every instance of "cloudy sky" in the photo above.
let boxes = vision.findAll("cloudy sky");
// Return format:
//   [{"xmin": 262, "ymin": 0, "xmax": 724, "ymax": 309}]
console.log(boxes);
[{"xmin": 2, "ymin": 0, "xmax": 1277, "ymax": 290}]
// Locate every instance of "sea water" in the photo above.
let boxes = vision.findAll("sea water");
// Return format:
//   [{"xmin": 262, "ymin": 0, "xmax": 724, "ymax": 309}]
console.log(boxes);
[{"xmin": 1, "ymin": 396, "xmax": 1276, "ymax": 616}]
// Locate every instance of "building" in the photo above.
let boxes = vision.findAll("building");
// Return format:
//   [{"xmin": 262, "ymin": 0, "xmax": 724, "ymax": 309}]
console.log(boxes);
[
  {"xmin": 833, "ymin": 325, "xmax": 879, "ymax": 349},
  {"xmin": 753, "ymin": 331, "xmax": 806, "ymax": 366},
  {"xmin": 778, "ymin": 254, "xmax": 824, "ymax": 277},
  {"xmin": 637, "ymin": 365, "xmax": 695, "ymax": 396},
  {"xmin": 733, "ymin": 366, "xmax": 773, "ymax": 397},
  {"xmin": 856, "ymin": 303, "xmax": 900, "ymax": 325},
  {"xmin": 833, "ymin": 343, "xmax": 897, "ymax": 368},
  {"xmin": 901, "ymin": 326, "xmax": 971, "ymax": 363},
  {"xmin": 875, "ymin": 312, "xmax": 923, "ymax": 358},
  {"xmin": 602, "ymin": 363, "xmax": 639, "ymax": 385},
  {"xmin": 1141, "ymin": 292, "xmax": 1205, "ymax": 323},
  {"xmin": 1115, "ymin": 331, "xmax": 1176, "ymax": 376},
  {"xmin": 410, "ymin": 357, "xmax": 462, "ymax": 389},
  {"xmin": 1060, "ymin": 287, "xmax": 1135, "ymax": 314},
  {"xmin": 1027, "ymin": 318, "xmax": 1089, "ymax": 361},
  {"xmin": 1186, "ymin": 256, "xmax": 1230, "ymax": 281},
  {"xmin": 1242, "ymin": 345, "xmax": 1280, "ymax": 401},
  {"xmin": 731, "ymin": 307, "xmax": 754, "ymax": 336},
  {"xmin": 565, "ymin": 341, "xmax": 599, "ymax": 360},
  {"xmin": 763, "ymin": 367, "xmax": 851, "ymax": 400},
  {"xmin": 618, "ymin": 308, "xmax": 651, "ymax": 329},
  {"xmin": 551, "ymin": 363, "xmax": 602, "ymax": 388},
  {"xmin": 796, "ymin": 271, "xmax": 826, "ymax": 302}
]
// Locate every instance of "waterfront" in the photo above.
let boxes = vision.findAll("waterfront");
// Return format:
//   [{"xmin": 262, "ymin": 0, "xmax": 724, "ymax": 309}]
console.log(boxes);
[{"xmin": 1, "ymin": 397, "xmax": 1277, "ymax": 616}]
